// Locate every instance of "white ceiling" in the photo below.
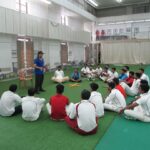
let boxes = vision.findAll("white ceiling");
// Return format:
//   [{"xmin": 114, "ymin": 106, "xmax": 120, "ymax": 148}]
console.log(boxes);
[{"xmin": 95, "ymin": 0, "xmax": 150, "ymax": 9}]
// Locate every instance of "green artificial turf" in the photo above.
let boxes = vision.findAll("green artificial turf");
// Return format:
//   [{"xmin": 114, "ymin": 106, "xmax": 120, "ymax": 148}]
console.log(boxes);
[
  {"xmin": 0, "ymin": 65, "xmax": 146, "ymax": 150},
  {"xmin": 95, "ymin": 65, "xmax": 150, "ymax": 150}
]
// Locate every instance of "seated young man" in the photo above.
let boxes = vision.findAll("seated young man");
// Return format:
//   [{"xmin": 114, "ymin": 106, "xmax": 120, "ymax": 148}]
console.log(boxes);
[
  {"xmin": 100, "ymin": 66, "xmax": 112, "ymax": 82},
  {"xmin": 81, "ymin": 64, "xmax": 90, "ymax": 77},
  {"xmin": 119, "ymin": 68, "xmax": 128, "ymax": 82},
  {"xmin": 120, "ymin": 72, "xmax": 141, "ymax": 96},
  {"xmin": 65, "ymin": 89, "xmax": 98, "ymax": 135},
  {"xmin": 52, "ymin": 66, "xmax": 69, "ymax": 83},
  {"xmin": 120, "ymin": 84, "xmax": 150, "ymax": 122},
  {"xmin": 22, "ymin": 87, "xmax": 46, "ymax": 121},
  {"xmin": 86, "ymin": 67, "xmax": 96, "ymax": 80},
  {"xmin": 104, "ymin": 82, "xmax": 126, "ymax": 113},
  {"xmin": 70, "ymin": 68, "xmax": 81, "ymax": 82},
  {"xmin": 94, "ymin": 65, "xmax": 102, "ymax": 77},
  {"xmin": 123, "ymin": 66, "xmax": 130, "ymax": 77},
  {"xmin": 0, "ymin": 84, "xmax": 22, "ymax": 117},
  {"xmin": 123, "ymin": 71, "xmax": 134, "ymax": 87},
  {"xmin": 139, "ymin": 68, "xmax": 150, "ymax": 86},
  {"xmin": 89, "ymin": 83, "xmax": 104, "ymax": 117},
  {"xmin": 113, "ymin": 78, "xmax": 126, "ymax": 99},
  {"xmin": 46, "ymin": 84, "xmax": 70, "ymax": 120},
  {"xmin": 107, "ymin": 67, "xmax": 119, "ymax": 83}
]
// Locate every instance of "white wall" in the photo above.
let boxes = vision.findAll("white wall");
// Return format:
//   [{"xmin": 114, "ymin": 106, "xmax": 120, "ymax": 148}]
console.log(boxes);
[
  {"xmin": 0, "ymin": 34, "xmax": 16, "ymax": 70},
  {"xmin": 68, "ymin": 43, "xmax": 85, "ymax": 63},
  {"xmin": 0, "ymin": 0, "xmax": 15, "ymax": 10}
]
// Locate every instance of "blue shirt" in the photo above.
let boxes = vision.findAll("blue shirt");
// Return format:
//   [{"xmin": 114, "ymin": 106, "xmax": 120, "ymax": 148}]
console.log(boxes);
[
  {"xmin": 34, "ymin": 58, "xmax": 44, "ymax": 75},
  {"xmin": 71, "ymin": 72, "xmax": 80, "ymax": 80},
  {"xmin": 119, "ymin": 73, "xmax": 128, "ymax": 81}
]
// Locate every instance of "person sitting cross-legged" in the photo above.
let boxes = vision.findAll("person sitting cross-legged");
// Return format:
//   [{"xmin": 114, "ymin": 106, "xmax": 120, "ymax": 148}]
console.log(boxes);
[
  {"xmin": 22, "ymin": 87, "xmax": 46, "ymax": 121},
  {"xmin": 52, "ymin": 66, "xmax": 69, "ymax": 83},
  {"xmin": 89, "ymin": 83, "xmax": 104, "ymax": 118},
  {"xmin": 0, "ymin": 84, "xmax": 22, "ymax": 117},
  {"xmin": 120, "ymin": 83, "xmax": 150, "ymax": 122},
  {"xmin": 104, "ymin": 82, "xmax": 126, "ymax": 113},
  {"xmin": 120, "ymin": 72, "xmax": 141, "ymax": 96},
  {"xmin": 46, "ymin": 84, "xmax": 70, "ymax": 120},
  {"xmin": 70, "ymin": 68, "xmax": 81, "ymax": 82},
  {"xmin": 65, "ymin": 89, "xmax": 98, "ymax": 135}
]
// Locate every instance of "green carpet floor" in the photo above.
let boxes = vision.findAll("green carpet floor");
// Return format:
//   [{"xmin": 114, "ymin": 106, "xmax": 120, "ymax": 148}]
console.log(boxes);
[
  {"xmin": 0, "ymin": 65, "xmax": 145, "ymax": 150},
  {"xmin": 95, "ymin": 65, "xmax": 150, "ymax": 150}
]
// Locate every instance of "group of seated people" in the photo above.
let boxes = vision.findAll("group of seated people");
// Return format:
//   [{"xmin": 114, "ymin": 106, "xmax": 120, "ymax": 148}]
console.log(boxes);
[{"xmin": 0, "ymin": 65, "xmax": 150, "ymax": 136}]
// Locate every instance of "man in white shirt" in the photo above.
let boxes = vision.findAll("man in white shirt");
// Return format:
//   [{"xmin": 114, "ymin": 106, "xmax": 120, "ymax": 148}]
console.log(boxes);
[
  {"xmin": 124, "ymin": 66, "xmax": 130, "ymax": 77},
  {"xmin": 120, "ymin": 84, "xmax": 150, "ymax": 122},
  {"xmin": 81, "ymin": 64, "xmax": 90, "ymax": 77},
  {"xmin": 100, "ymin": 66, "xmax": 113, "ymax": 82},
  {"xmin": 65, "ymin": 89, "xmax": 98, "ymax": 135},
  {"xmin": 0, "ymin": 84, "xmax": 22, "ymax": 116},
  {"xmin": 104, "ymin": 82, "xmax": 126, "ymax": 113},
  {"xmin": 52, "ymin": 66, "xmax": 69, "ymax": 83},
  {"xmin": 139, "ymin": 68, "xmax": 150, "ymax": 86},
  {"xmin": 22, "ymin": 87, "xmax": 45, "ymax": 121},
  {"xmin": 107, "ymin": 67, "xmax": 119, "ymax": 83},
  {"xmin": 94, "ymin": 65, "xmax": 102, "ymax": 77},
  {"xmin": 120, "ymin": 72, "xmax": 141, "ymax": 96},
  {"xmin": 86, "ymin": 67, "xmax": 96, "ymax": 80},
  {"xmin": 89, "ymin": 83, "xmax": 104, "ymax": 117}
]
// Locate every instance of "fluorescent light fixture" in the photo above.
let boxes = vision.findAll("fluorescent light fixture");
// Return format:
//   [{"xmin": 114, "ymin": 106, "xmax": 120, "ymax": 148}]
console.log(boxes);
[
  {"xmin": 116, "ymin": 22, "xmax": 124, "ymax": 24},
  {"xmin": 134, "ymin": 20, "xmax": 145, "ymax": 23},
  {"xmin": 17, "ymin": 39, "xmax": 28, "ymax": 42},
  {"xmin": 61, "ymin": 42, "xmax": 66, "ymax": 45},
  {"xmin": 116, "ymin": 0, "xmax": 123, "ymax": 3},
  {"xmin": 41, "ymin": 0, "xmax": 51, "ymax": 5},
  {"xmin": 145, "ymin": 19, "xmax": 150, "ymax": 22},
  {"xmin": 85, "ymin": 0, "xmax": 98, "ymax": 7},
  {"xmin": 98, "ymin": 23, "xmax": 106, "ymax": 26},
  {"xmin": 125, "ymin": 20, "xmax": 134, "ymax": 23},
  {"xmin": 108, "ymin": 22, "xmax": 116, "ymax": 25}
]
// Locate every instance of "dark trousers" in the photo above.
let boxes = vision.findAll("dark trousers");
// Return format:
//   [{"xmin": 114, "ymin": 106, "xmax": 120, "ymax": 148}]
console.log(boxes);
[
  {"xmin": 12, "ymin": 105, "xmax": 22, "ymax": 116},
  {"xmin": 35, "ymin": 74, "xmax": 44, "ymax": 92}
]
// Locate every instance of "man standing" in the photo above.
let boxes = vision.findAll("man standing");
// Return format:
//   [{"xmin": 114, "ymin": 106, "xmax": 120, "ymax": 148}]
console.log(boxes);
[{"xmin": 34, "ymin": 51, "xmax": 45, "ymax": 94}]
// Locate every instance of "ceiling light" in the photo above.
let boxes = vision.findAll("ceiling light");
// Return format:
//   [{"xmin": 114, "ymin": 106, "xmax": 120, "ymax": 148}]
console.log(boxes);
[
  {"xmin": 85, "ymin": 0, "xmax": 98, "ymax": 8},
  {"xmin": 98, "ymin": 23, "xmax": 106, "ymax": 26},
  {"xmin": 134, "ymin": 20, "xmax": 145, "ymax": 23},
  {"xmin": 116, "ymin": 0, "xmax": 123, "ymax": 3},
  {"xmin": 145, "ymin": 19, "xmax": 150, "ymax": 22},
  {"xmin": 41, "ymin": 0, "xmax": 51, "ymax": 5}
]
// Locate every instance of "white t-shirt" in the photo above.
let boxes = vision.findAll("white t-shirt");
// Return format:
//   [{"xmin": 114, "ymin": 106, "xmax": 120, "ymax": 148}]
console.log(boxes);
[
  {"xmin": 131, "ymin": 79, "xmax": 141, "ymax": 94},
  {"xmin": 136, "ymin": 93, "xmax": 150, "ymax": 116},
  {"xmin": 81, "ymin": 67, "xmax": 90, "ymax": 74},
  {"xmin": 141, "ymin": 73, "xmax": 150, "ymax": 85},
  {"xmin": 89, "ymin": 91, "xmax": 104, "ymax": 117},
  {"xmin": 69, "ymin": 100, "xmax": 97, "ymax": 132},
  {"xmin": 0, "ymin": 91, "xmax": 22, "ymax": 116},
  {"xmin": 105, "ymin": 89, "xmax": 126, "ymax": 108},
  {"xmin": 95, "ymin": 67, "xmax": 102, "ymax": 74},
  {"xmin": 107, "ymin": 71, "xmax": 119, "ymax": 82},
  {"xmin": 22, "ymin": 96, "xmax": 45, "ymax": 121},
  {"xmin": 54, "ymin": 70, "xmax": 64, "ymax": 79}
]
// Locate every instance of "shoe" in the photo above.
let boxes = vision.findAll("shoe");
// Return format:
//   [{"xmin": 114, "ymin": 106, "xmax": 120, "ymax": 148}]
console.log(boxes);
[{"xmin": 39, "ymin": 89, "xmax": 46, "ymax": 92}]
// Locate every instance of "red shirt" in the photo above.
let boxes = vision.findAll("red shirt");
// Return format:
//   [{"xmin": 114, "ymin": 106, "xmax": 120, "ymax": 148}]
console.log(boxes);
[
  {"xmin": 49, "ymin": 94, "xmax": 69, "ymax": 120},
  {"xmin": 116, "ymin": 85, "xmax": 127, "ymax": 99},
  {"xmin": 125, "ymin": 77, "xmax": 134, "ymax": 87}
]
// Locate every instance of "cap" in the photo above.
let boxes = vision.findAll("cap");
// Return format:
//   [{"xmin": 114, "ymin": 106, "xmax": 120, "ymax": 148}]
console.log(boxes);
[{"xmin": 38, "ymin": 51, "xmax": 44, "ymax": 54}]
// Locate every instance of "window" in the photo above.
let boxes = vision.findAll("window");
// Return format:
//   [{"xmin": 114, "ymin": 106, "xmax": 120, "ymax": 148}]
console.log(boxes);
[{"xmin": 16, "ymin": 0, "xmax": 28, "ymax": 14}]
